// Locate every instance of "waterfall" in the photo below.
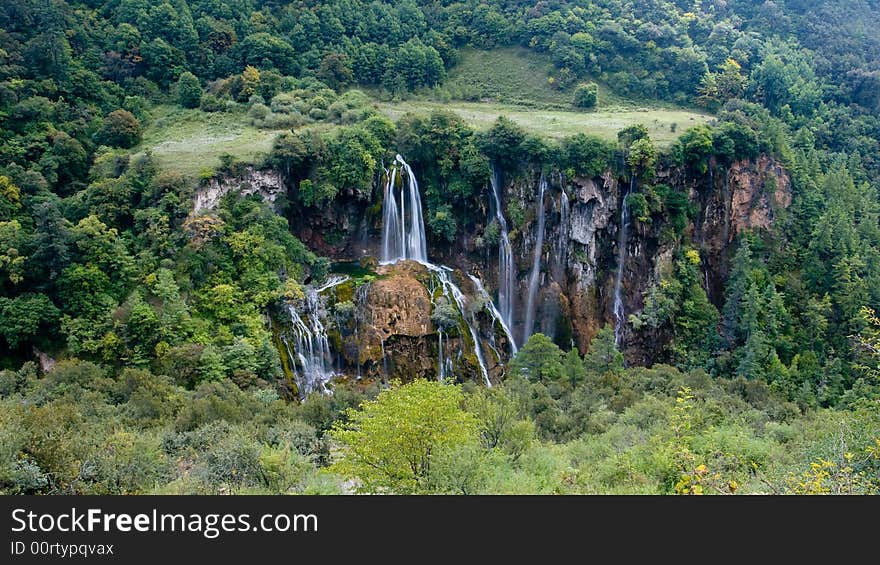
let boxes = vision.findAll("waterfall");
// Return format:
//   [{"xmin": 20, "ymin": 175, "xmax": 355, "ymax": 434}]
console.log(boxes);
[
  {"xmin": 283, "ymin": 288, "xmax": 335, "ymax": 400},
  {"xmin": 557, "ymin": 185, "xmax": 570, "ymax": 280},
  {"xmin": 426, "ymin": 264, "xmax": 492, "ymax": 387},
  {"xmin": 489, "ymin": 166, "xmax": 515, "ymax": 336},
  {"xmin": 284, "ymin": 154, "xmax": 510, "ymax": 394},
  {"xmin": 524, "ymin": 173, "xmax": 547, "ymax": 344},
  {"xmin": 315, "ymin": 274, "xmax": 350, "ymax": 293},
  {"xmin": 704, "ymin": 263, "xmax": 711, "ymax": 303},
  {"xmin": 377, "ymin": 154, "xmax": 517, "ymax": 386},
  {"xmin": 613, "ymin": 176, "xmax": 635, "ymax": 349},
  {"xmin": 468, "ymin": 274, "xmax": 518, "ymax": 357},
  {"xmin": 438, "ymin": 330, "xmax": 445, "ymax": 381},
  {"xmin": 354, "ymin": 283, "xmax": 370, "ymax": 380},
  {"xmin": 381, "ymin": 154, "xmax": 427, "ymax": 264}
]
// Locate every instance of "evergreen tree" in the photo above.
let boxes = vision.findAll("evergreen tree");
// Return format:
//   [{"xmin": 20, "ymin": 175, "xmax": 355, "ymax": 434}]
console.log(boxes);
[
  {"xmin": 510, "ymin": 334, "xmax": 564, "ymax": 382},
  {"xmin": 583, "ymin": 326, "xmax": 623, "ymax": 377}
]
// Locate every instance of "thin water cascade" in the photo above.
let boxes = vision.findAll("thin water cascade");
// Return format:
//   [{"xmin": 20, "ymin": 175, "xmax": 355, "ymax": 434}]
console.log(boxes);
[
  {"xmin": 489, "ymin": 166, "xmax": 515, "ymax": 336},
  {"xmin": 468, "ymin": 274, "xmax": 518, "ymax": 357},
  {"xmin": 437, "ymin": 330, "xmax": 445, "ymax": 381},
  {"xmin": 353, "ymin": 283, "xmax": 370, "ymax": 381},
  {"xmin": 704, "ymin": 263, "xmax": 711, "ymax": 303},
  {"xmin": 524, "ymin": 173, "xmax": 547, "ymax": 343},
  {"xmin": 283, "ymin": 288, "xmax": 335, "ymax": 400},
  {"xmin": 425, "ymin": 263, "xmax": 492, "ymax": 387},
  {"xmin": 556, "ymin": 184, "xmax": 570, "ymax": 280},
  {"xmin": 613, "ymin": 176, "xmax": 635, "ymax": 349},
  {"xmin": 381, "ymin": 154, "xmax": 427, "ymax": 264},
  {"xmin": 435, "ymin": 329, "xmax": 454, "ymax": 383},
  {"xmin": 315, "ymin": 274, "xmax": 350, "ymax": 293}
]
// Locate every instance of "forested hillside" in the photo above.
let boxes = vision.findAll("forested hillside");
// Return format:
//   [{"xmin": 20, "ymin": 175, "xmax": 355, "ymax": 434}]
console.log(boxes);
[{"xmin": 1, "ymin": 1, "xmax": 879, "ymax": 495}]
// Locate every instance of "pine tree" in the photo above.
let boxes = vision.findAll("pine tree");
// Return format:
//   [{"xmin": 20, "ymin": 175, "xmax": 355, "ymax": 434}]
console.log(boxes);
[
  {"xmin": 583, "ymin": 326, "xmax": 623, "ymax": 377},
  {"xmin": 510, "ymin": 333, "xmax": 564, "ymax": 381},
  {"xmin": 561, "ymin": 348, "xmax": 586, "ymax": 387},
  {"xmin": 722, "ymin": 238, "xmax": 754, "ymax": 345}
]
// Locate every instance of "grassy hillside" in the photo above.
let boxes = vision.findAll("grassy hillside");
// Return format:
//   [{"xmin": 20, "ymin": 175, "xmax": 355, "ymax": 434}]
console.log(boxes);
[
  {"xmin": 379, "ymin": 100, "xmax": 710, "ymax": 147},
  {"xmin": 433, "ymin": 48, "xmax": 629, "ymax": 109},
  {"xmin": 136, "ymin": 49, "xmax": 711, "ymax": 176},
  {"xmin": 141, "ymin": 104, "xmax": 709, "ymax": 179},
  {"xmin": 136, "ymin": 106, "xmax": 292, "ymax": 179},
  {"xmin": 139, "ymin": 101, "xmax": 709, "ymax": 178}
]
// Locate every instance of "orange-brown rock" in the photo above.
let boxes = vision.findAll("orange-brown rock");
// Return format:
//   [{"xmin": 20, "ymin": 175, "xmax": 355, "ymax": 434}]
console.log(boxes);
[
  {"xmin": 365, "ymin": 261, "xmax": 433, "ymax": 342},
  {"xmin": 727, "ymin": 155, "xmax": 791, "ymax": 240}
]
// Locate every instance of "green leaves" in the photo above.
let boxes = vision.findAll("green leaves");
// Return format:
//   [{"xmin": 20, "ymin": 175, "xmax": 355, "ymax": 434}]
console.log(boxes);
[
  {"xmin": 573, "ymin": 82, "xmax": 598, "ymax": 109},
  {"xmin": 176, "ymin": 72, "xmax": 202, "ymax": 109},
  {"xmin": 510, "ymin": 333, "xmax": 565, "ymax": 382},
  {"xmin": 0, "ymin": 293, "xmax": 59, "ymax": 349},
  {"xmin": 96, "ymin": 109, "xmax": 142, "ymax": 149},
  {"xmin": 329, "ymin": 380, "xmax": 478, "ymax": 493}
]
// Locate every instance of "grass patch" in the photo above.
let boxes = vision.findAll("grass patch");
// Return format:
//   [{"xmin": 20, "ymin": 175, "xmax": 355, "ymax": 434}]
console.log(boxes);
[
  {"xmin": 434, "ymin": 47, "xmax": 580, "ymax": 108},
  {"xmin": 378, "ymin": 100, "xmax": 712, "ymax": 147},
  {"xmin": 136, "ymin": 106, "xmax": 291, "ymax": 179},
  {"xmin": 384, "ymin": 48, "xmax": 712, "ymax": 146},
  {"xmin": 428, "ymin": 48, "xmax": 663, "ymax": 111}
]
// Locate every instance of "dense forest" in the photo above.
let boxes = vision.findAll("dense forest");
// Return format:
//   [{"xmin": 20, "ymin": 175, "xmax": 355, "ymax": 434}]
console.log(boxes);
[{"xmin": 1, "ymin": 1, "xmax": 880, "ymax": 495}]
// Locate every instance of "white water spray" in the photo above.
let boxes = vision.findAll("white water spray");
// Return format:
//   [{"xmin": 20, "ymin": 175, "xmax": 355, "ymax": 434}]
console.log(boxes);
[
  {"xmin": 381, "ymin": 155, "xmax": 427, "ymax": 264},
  {"xmin": 524, "ymin": 173, "xmax": 547, "ymax": 343},
  {"xmin": 613, "ymin": 176, "xmax": 635, "ymax": 349},
  {"xmin": 557, "ymin": 185, "xmax": 570, "ymax": 278},
  {"xmin": 425, "ymin": 263, "xmax": 492, "ymax": 386},
  {"xmin": 468, "ymin": 274, "xmax": 518, "ymax": 357},
  {"xmin": 489, "ymin": 166, "xmax": 515, "ymax": 336},
  {"xmin": 283, "ymin": 288, "xmax": 335, "ymax": 399}
]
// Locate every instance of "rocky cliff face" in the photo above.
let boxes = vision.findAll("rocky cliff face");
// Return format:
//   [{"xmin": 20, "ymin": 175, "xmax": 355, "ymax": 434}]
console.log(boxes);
[
  {"xmin": 293, "ymin": 191, "xmax": 377, "ymax": 260},
  {"xmin": 230, "ymin": 154, "xmax": 791, "ymax": 385},
  {"xmin": 354, "ymin": 262, "xmax": 440, "ymax": 381},
  {"xmin": 695, "ymin": 155, "xmax": 792, "ymax": 307},
  {"xmin": 311, "ymin": 261, "xmax": 510, "ymax": 386},
  {"xmin": 192, "ymin": 168, "xmax": 286, "ymax": 215},
  {"xmin": 566, "ymin": 172, "xmax": 617, "ymax": 351}
]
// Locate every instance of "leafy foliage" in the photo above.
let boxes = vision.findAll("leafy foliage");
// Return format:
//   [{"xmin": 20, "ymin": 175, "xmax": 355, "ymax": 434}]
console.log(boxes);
[
  {"xmin": 573, "ymin": 82, "xmax": 598, "ymax": 109},
  {"xmin": 329, "ymin": 380, "xmax": 477, "ymax": 493}
]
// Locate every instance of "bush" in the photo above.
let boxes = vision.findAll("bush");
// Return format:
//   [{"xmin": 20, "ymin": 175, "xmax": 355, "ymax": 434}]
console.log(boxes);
[
  {"xmin": 96, "ymin": 109, "xmax": 142, "ymax": 148},
  {"xmin": 561, "ymin": 133, "xmax": 614, "ymax": 177},
  {"xmin": 308, "ymin": 107, "xmax": 328, "ymax": 120},
  {"xmin": 573, "ymin": 82, "xmax": 599, "ymax": 109},
  {"xmin": 199, "ymin": 94, "xmax": 226, "ymax": 113},
  {"xmin": 176, "ymin": 72, "xmax": 203, "ymax": 109},
  {"xmin": 484, "ymin": 220, "xmax": 501, "ymax": 246},
  {"xmin": 248, "ymin": 103, "xmax": 270, "ymax": 121},
  {"xmin": 270, "ymin": 92, "xmax": 298, "ymax": 114},
  {"xmin": 329, "ymin": 380, "xmax": 477, "ymax": 493},
  {"xmin": 428, "ymin": 204, "xmax": 457, "ymax": 242},
  {"xmin": 259, "ymin": 111, "xmax": 307, "ymax": 129},
  {"xmin": 431, "ymin": 298, "xmax": 460, "ymax": 332},
  {"xmin": 627, "ymin": 193, "xmax": 650, "ymax": 223}
]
